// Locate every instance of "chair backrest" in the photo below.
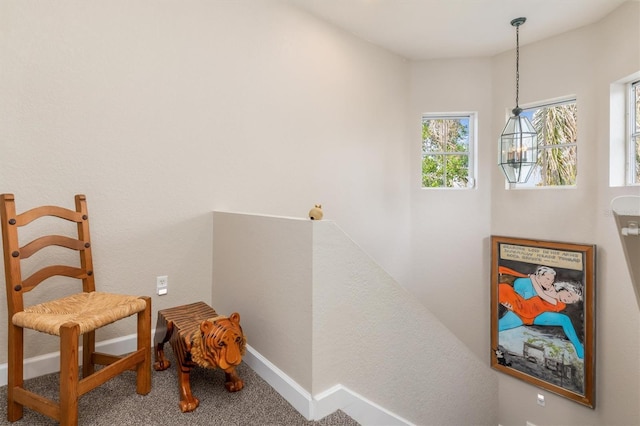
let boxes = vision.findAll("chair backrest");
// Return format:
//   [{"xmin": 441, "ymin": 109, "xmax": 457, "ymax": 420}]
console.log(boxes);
[{"xmin": 1, "ymin": 194, "xmax": 97, "ymax": 316}]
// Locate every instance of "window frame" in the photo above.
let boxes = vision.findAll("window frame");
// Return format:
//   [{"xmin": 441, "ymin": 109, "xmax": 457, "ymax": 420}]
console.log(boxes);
[
  {"xmin": 421, "ymin": 112, "xmax": 477, "ymax": 189},
  {"xmin": 628, "ymin": 80, "xmax": 640, "ymax": 185}
]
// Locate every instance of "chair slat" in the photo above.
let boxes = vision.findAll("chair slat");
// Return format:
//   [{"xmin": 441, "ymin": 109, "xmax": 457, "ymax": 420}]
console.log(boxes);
[
  {"xmin": 12, "ymin": 387, "xmax": 60, "ymax": 420},
  {"xmin": 78, "ymin": 349, "xmax": 146, "ymax": 396},
  {"xmin": 16, "ymin": 205, "xmax": 83, "ymax": 226},
  {"xmin": 20, "ymin": 235, "xmax": 87, "ymax": 259},
  {"xmin": 21, "ymin": 265, "xmax": 87, "ymax": 292}
]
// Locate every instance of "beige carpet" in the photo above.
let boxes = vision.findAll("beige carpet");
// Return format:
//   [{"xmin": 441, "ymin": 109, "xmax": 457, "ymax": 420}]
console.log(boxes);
[{"xmin": 0, "ymin": 354, "xmax": 359, "ymax": 426}]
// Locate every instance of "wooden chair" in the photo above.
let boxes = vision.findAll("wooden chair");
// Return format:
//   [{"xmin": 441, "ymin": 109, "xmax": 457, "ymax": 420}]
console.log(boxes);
[{"xmin": 1, "ymin": 194, "xmax": 151, "ymax": 425}]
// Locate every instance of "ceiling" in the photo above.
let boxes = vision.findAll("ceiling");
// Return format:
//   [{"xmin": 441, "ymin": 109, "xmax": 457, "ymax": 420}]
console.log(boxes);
[{"xmin": 284, "ymin": 0, "xmax": 631, "ymax": 60}]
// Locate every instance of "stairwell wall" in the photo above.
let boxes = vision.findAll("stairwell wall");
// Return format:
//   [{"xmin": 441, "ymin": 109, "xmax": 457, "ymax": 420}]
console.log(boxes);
[
  {"xmin": 312, "ymin": 220, "xmax": 498, "ymax": 425},
  {"xmin": 211, "ymin": 211, "xmax": 498, "ymax": 425},
  {"xmin": 490, "ymin": 3, "xmax": 640, "ymax": 425}
]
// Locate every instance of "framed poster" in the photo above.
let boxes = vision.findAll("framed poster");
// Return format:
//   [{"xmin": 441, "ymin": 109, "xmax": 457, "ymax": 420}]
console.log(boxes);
[{"xmin": 490, "ymin": 236, "xmax": 595, "ymax": 407}]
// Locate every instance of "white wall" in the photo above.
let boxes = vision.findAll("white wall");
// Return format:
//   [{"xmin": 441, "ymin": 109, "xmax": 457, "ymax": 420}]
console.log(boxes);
[
  {"xmin": 490, "ymin": 3, "xmax": 640, "ymax": 425},
  {"xmin": 212, "ymin": 212, "xmax": 314, "ymax": 390},
  {"xmin": 0, "ymin": 0, "xmax": 410, "ymax": 361},
  {"xmin": 211, "ymin": 211, "xmax": 498, "ymax": 425},
  {"xmin": 408, "ymin": 58, "xmax": 494, "ymax": 361},
  {"xmin": 407, "ymin": 3, "xmax": 639, "ymax": 425},
  {"xmin": 1, "ymin": 0, "xmax": 638, "ymax": 424},
  {"xmin": 312, "ymin": 219, "xmax": 497, "ymax": 425}
]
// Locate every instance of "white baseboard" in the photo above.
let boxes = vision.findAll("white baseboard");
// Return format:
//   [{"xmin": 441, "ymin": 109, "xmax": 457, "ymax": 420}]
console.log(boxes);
[
  {"xmin": 315, "ymin": 384, "xmax": 414, "ymax": 426},
  {"xmin": 243, "ymin": 345, "xmax": 413, "ymax": 425},
  {"xmin": 241, "ymin": 344, "xmax": 314, "ymax": 417},
  {"xmin": 0, "ymin": 335, "xmax": 411, "ymax": 425}
]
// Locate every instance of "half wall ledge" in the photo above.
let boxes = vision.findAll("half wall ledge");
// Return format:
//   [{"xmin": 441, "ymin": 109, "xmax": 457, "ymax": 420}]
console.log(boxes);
[{"xmin": 611, "ymin": 195, "xmax": 640, "ymax": 310}]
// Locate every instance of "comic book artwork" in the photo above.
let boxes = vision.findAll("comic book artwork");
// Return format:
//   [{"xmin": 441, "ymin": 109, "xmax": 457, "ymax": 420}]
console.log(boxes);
[{"xmin": 490, "ymin": 236, "xmax": 595, "ymax": 408}]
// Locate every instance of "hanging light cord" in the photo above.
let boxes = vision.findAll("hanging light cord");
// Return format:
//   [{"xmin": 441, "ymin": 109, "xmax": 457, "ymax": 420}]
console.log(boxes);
[
  {"xmin": 515, "ymin": 24, "xmax": 520, "ymax": 111},
  {"xmin": 511, "ymin": 17, "xmax": 526, "ymax": 116}
]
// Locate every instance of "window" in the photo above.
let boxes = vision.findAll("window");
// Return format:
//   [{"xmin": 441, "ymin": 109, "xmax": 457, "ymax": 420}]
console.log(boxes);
[
  {"xmin": 516, "ymin": 99, "xmax": 578, "ymax": 187},
  {"xmin": 629, "ymin": 80, "xmax": 640, "ymax": 184},
  {"xmin": 609, "ymin": 72, "xmax": 639, "ymax": 187},
  {"xmin": 421, "ymin": 114, "xmax": 475, "ymax": 188}
]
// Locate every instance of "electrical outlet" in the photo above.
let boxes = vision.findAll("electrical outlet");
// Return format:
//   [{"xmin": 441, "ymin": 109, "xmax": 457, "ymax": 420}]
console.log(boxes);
[
  {"xmin": 157, "ymin": 275, "xmax": 168, "ymax": 295},
  {"xmin": 536, "ymin": 393, "xmax": 545, "ymax": 406}
]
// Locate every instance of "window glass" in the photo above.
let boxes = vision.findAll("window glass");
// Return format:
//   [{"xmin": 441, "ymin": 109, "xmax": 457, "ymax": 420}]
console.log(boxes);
[
  {"xmin": 421, "ymin": 114, "xmax": 475, "ymax": 188},
  {"xmin": 516, "ymin": 100, "xmax": 577, "ymax": 187}
]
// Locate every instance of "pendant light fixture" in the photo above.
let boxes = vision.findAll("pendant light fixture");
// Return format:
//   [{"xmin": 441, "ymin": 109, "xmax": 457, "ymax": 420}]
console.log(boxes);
[{"xmin": 498, "ymin": 17, "xmax": 538, "ymax": 183}]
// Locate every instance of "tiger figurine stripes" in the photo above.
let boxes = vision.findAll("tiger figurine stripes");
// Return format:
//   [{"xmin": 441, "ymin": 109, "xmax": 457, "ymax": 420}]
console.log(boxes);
[{"xmin": 153, "ymin": 301, "xmax": 246, "ymax": 413}]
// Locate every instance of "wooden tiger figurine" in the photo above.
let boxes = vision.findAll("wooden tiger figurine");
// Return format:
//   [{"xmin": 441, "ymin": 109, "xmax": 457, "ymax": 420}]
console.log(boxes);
[{"xmin": 153, "ymin": 301, "xmax": 246, "ymax": 412}]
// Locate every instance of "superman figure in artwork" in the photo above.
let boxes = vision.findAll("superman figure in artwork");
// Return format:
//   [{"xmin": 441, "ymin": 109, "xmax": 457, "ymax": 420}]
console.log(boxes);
[{"xmin": 498, "ymin": 265, "xmax": 584, "ymax": 359}]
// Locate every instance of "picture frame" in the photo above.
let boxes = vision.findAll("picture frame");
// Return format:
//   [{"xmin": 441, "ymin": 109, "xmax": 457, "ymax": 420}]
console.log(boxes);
[{"xmin": 490, "ymin": 235, "xmax": 596, "ymax": 408}]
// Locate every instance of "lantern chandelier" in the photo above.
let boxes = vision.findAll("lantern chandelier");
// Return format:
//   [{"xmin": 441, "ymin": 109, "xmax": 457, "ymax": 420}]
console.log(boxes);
[{"xmin": 498, "ymin": 17, "xmax": 538, "ymax": 184}]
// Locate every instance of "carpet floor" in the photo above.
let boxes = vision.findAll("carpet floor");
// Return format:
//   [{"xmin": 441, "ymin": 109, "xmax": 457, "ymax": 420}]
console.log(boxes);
[{"xmin": 0, "ymin": 354, "xmax": 359, "ymax": 426}]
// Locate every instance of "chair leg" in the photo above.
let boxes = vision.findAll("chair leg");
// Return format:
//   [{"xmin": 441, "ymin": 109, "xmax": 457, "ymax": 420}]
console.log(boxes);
[
  {"xmin": 136, "ymin": 296, "xmax": 152, "ymax": 395},
  {"xmin": 82, "ymin": 331, "xmax": 95, "ymax": 378},
  {"xmin": 7, "ymin": 323, "xmax": 24, "ymax": 422},
  {"xmin": 60, "ymin": 323, "xmax": 80, "ymax": 426}
]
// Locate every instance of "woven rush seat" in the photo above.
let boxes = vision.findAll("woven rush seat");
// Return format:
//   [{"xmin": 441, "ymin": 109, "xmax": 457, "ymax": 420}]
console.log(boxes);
[{"xmin": 13, "ymin": 292, "xmax": 147, "ymax": 336}]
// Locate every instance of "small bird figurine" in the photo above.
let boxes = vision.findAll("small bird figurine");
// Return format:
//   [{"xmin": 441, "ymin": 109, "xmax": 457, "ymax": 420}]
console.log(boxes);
[{"xmin": 308, "ymin": 204, "xmax": 323, "ymax": 220}]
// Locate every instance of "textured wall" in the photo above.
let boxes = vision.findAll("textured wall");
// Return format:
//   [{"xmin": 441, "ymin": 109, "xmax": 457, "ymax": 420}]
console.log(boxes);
[
  {"xmin": 313, "ymin": 220, "xmax": 498, "ymax": 425},
  {"xmin": 1, "ymin": 0, "xmax": 637, "ymax": 424},
  {"xmin": 212, "ymin": 212, "xmax": 313, "ymax": 390},
  {"xmin": 211, "ymin": 211, "xmax": 498, "ymax": 425},
  {"xmin": 0, "ymin": 0, "xmax": 409, "ymax": 361},
  {"xmin": 490, "ymin": 2, "xmax": 640, "ymax": 425},
  {"xmin": 408, "ymin": 57, "xmax": 493, "ymax": 363}
]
